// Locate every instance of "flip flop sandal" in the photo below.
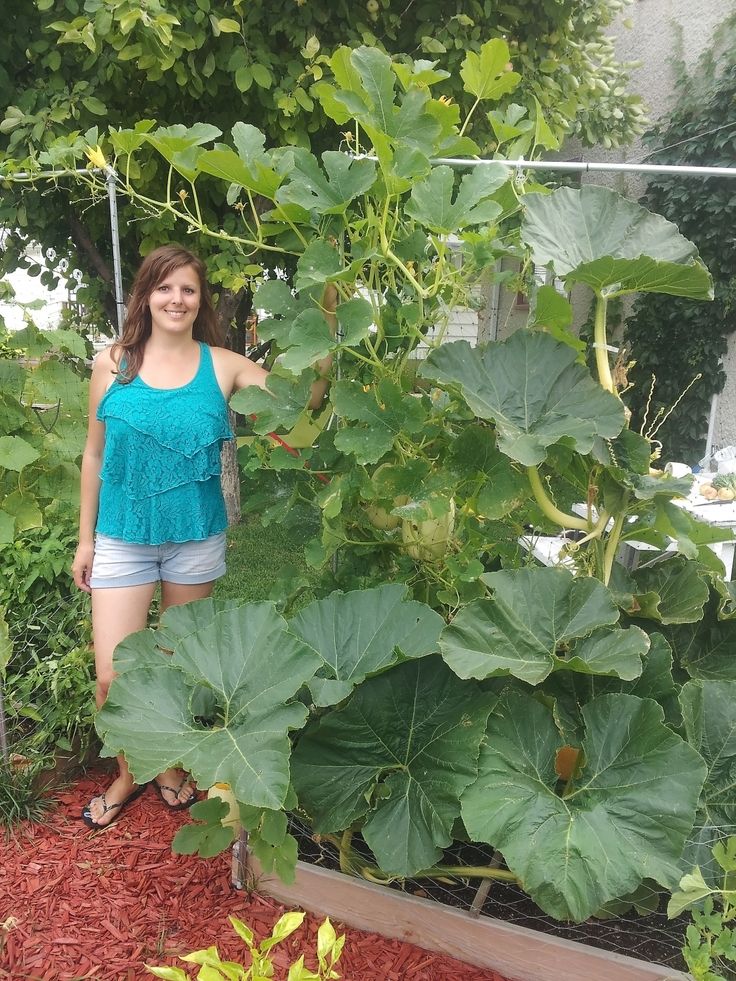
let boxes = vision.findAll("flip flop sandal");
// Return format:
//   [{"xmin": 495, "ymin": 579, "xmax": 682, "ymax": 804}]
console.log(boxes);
[
  {"xmin": 153, "ymin": 775, "xmax": 198, "ymax": 811},
  {"xmin": 81, "ymin": 783, "xmax": 148, "ymax": 830}
]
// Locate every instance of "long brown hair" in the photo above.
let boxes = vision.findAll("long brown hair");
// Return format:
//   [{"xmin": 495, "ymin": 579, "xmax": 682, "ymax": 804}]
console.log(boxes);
[{"xmin": 112, "ymin": 245, "xmax": 221, "ymax": 382}]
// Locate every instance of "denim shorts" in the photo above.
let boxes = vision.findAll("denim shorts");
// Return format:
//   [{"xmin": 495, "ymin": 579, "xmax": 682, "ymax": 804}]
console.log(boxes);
[{"xmin": 89, "ymin": 532, "xmax": 227, "ymax": 589}]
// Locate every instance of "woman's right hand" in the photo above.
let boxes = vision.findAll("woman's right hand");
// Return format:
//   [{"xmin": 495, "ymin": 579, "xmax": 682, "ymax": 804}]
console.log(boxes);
[{"xmin": 72, "ymin": 542, "xmax": 94, "ymax": 593}]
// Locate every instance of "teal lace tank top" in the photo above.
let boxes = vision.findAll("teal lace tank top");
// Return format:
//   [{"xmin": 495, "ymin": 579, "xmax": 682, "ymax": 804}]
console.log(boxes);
[{"xmin": 96, "ymin": 342, "xmax": 233, "ymax": 545}]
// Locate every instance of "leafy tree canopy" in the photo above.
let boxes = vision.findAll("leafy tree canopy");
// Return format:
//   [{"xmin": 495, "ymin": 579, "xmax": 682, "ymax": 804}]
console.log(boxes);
[{"xmin": 0, "ymin": 0, "xmax": 644, "ymax": 330}]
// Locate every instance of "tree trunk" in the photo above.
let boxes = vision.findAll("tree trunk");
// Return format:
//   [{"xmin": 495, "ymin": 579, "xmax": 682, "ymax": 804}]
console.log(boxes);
[
  {"xmin": 221, "ymin": 408, "xmax": 241, "ymax": 527},
  {"xmin": 217, "ymin": 290, "xmax": 245, "ymax": 526}
]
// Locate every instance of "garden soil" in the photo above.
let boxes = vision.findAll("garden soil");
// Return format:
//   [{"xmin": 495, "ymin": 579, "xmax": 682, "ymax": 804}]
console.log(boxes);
[{"xmin": 0, "ymin": 772, "xmax": 510, "ymax": 981}]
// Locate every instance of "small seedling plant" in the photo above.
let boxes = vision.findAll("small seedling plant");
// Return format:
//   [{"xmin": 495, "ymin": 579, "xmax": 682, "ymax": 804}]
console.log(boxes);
[
  {"xmin": 669, "ymin": 838, "xmax": 736, "ymax": 981},
  {"xmin": 146, "ymin": 912, "xmax": 344, "ymax": 981}
]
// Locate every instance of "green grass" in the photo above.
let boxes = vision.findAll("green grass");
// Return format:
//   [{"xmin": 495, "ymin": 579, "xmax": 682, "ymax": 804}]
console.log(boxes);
[{"xmin": 214, "ymin": 516, "xmax": 319, "ymax": 606}]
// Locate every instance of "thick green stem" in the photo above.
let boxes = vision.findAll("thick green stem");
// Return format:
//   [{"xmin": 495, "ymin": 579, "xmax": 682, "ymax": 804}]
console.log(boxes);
[
  {"xmin": 339, "ymin": 829, "xmax": 355, "ymax": 876},
  {"xmin": 527, "ymin": 467, "xmax": 588, "ymax": 531},
  {"xmin": 594, "ymin": 295, "xmax": 615, "ymax": 394},
  {"xmin": 602, "ymin": 509, "xmax": 626, "ymax": 586}
]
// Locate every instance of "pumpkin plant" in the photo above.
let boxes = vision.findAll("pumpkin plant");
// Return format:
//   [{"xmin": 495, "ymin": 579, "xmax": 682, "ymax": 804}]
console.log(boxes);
[{"xmin": 87, "ymin": 41, "xmax": 736, "ymax": 923}]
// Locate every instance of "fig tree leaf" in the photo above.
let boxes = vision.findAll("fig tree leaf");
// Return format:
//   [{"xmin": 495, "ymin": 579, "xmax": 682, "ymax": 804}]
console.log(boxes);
[
  {"xmin": 440, "ymin": 567, "xmax": 632, "ymax": 684},
  {"xmin": 97, "ymin": 602, "xmax": 321, "ymax": 810},
  {"xmin": 291, "ymin": 656, "xmax": 491, "ymax": 877},
  {"xmin": 521, "ymin": 185, "xmax": 713, "ymax": 299},
  {"xmin": 289, "ymin": 584, "xmax": 443, "ymax": 706},
  {"xmin": 420, "ymin": 333, "xmax": 625, "ymax": 466},
  {"xmin": 460, "ymin": 39, "xmax": 520, "ymax": 101},
  {"xmin": 461, "ymin": 692, "xmax": 706, "ymax": 921},
  {"xmin": 277, "ymin": 150, "xmax": 376, "ymax": 215},
  {"xmin": 404, "ymin": 164, "xmax": 507, "ymax": 234}
]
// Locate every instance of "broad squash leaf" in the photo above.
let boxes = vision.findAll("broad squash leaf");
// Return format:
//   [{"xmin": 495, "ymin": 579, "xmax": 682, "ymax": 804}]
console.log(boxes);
[
  {"xmin": 289, "ymin": 584, "xmax": 443, "ymax": 706},
  {"xmin": 521, "ymin": 185, "xmax": 713, "ymax": 299},
  {"xmin": 332, "ymin": 379, "xmax": 426, "ymax": 465},
  {"xmin": 461, "ymin": 691, "xmax": 706, "ymax": 921},
  {"xmin": 292, "ymin": 656, "xmax": 491, "ymax": 876},
  {"xmin": 680, "ymin": 680, "xmax": 736, "ymax": 884},
  {"xmin": 230, "ymin": 370, "xmax": 315, "ymax": 434},
  {"xmin": 96, "ymin": 602, "xmax": 321, "ymax": 810},
  {"xmin": 629, "ymin": 556, "xmax": 710, "ymax": 624},
  {"xmin": 440, "ymin": 566, "xmax": 646, "ymax": 685},
  {"xmin": 421, "ymin": 332, "xmax": 625, "ymax": 466}
]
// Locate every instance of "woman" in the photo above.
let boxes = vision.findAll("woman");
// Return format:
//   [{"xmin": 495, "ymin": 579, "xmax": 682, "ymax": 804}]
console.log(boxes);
[{"xmin": 72, "ymin": 244, "xmax": 329, "ymax": 828}]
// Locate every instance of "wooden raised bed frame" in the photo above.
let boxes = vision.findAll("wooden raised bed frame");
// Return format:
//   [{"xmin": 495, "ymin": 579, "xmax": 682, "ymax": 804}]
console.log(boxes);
[{"xmin": 233, "ymin": 837, "xmax": 689, "ymax": 981}]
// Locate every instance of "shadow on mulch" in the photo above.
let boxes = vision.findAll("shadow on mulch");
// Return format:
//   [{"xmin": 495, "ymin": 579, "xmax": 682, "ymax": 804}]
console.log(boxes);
[{"xmin": 0, "ymin": 771, "xmax": 509, "ymax": 981}]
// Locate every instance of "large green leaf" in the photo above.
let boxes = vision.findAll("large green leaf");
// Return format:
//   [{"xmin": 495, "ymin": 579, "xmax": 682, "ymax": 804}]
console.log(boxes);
[
  {"xmin": 681, "ymin": 680, "xmax": 736, "ymax": 830},
  {"xmin": 230, "ymin": 370, "xmax": 315, "ymax": 433},
  {"xmin": 0, "ymin": 435, "xmax": 40, "ymax": 471},
  {"xmin": 440, "ymin": 567, "xmax": 645, "ymax": 685},
  {"xmin": 96, "ymin": 602, "xmax": 321, "ymax": 810},
  {"xmin": 661, "ymin": 600, "xmax": 736, "ymax": 680},
  {"xmin": 277, "ymin": 150, "xmax": 376, "ymax": 215},
  {"xmin": 629, "ymin": 556, "xmax": 710, "ymax": 624},
  {"xmin": 461, "ymin": 692, "xmax": 707, "ymax": 921},
  {"xmin": 146, "ymin": 122, "xmax": 221, "ymax": 182},
  {"xmin": 543, "ymin": 632, "xmax": 680, "ymax": 746},
  {"xmin": 521, "ymin": 185, "xmax": 713, "ymax": 299},
  {"xmin": 289, "ymin": 584, "xmax": 443, "ymax": 706},
  {"xmin": 291, "ymin": 657, "xmax": 491, "ymax": 876},
  {"xmin": 332, "ymin": 379, "xmax": 426, "ymax": 465},
  {"xmin": 404, "ymin": 165, "xmax": 507, "ymax": 234},
  {"xmin": 680, "ymin": 680, "xmax": 736, "ymax": 884},
  {"xmin": 420, "ymin": 333, "xmax": 625, "ymax": 466},
  {"xmin": 460, "ymin": 39, "xmax": 520, "ymax": 102}
]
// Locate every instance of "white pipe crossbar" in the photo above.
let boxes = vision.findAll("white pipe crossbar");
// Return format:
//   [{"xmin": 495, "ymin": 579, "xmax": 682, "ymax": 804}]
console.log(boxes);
[{"xmin": 355, "ymin": 156, "xmax": 736, "ymax": 179}]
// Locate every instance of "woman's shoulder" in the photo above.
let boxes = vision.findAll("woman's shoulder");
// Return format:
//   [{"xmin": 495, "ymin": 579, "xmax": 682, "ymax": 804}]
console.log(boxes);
[
  {"xmin": 92, "ymin": 345, "xmax": 119, "ymax": 369},
  {"xmin": 209, "ymin": 345, "xmax": 269, "ymax": 395}
]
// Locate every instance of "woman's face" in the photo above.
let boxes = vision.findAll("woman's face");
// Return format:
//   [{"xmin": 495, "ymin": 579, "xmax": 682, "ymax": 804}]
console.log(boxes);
[{"xmin": 148, "ymin": 264, "xmax": 201, "ymax": 336}]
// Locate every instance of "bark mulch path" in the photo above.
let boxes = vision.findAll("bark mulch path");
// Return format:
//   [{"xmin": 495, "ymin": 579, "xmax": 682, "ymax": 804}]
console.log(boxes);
[{"xmin": 0, "ymin": 773, "xmax": 512, "ymax": 981}]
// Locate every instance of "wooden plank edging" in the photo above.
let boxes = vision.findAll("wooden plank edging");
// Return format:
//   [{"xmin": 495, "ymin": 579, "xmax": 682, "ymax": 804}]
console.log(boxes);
[{"xmin": 246, "ymin": 852, "xmax": 691, "ymax": 981}]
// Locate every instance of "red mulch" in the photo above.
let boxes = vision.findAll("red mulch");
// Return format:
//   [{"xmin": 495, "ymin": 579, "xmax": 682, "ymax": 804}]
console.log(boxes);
[{"xmin": 0, "ymin": 772, "xmax": 513, "ymax": 981}]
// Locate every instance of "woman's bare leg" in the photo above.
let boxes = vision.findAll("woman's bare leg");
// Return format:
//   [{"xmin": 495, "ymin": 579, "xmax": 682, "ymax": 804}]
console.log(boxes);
[
  {"xmin": 152, "ymin": 580, "xmax": 216, "ymax": 806},
  {"xmin": 87, "ymin": 582, "xmax": 157, "ymax": 826}
]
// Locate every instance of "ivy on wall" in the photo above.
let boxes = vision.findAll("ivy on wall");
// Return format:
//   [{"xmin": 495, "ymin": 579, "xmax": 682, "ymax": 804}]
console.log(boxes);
[{"xmin": 624, "ymin": 18, "xmax": 736, "ymax": 464}]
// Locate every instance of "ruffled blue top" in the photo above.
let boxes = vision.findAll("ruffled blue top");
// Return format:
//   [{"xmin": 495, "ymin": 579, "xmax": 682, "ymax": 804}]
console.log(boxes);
[{"xmin": 96, "ymin": 342, "xmax": 233, "ymax": 545}]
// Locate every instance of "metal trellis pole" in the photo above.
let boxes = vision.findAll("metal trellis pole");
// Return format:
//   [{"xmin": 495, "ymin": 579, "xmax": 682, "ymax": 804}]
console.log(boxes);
[{"xmin": 105, "ymin": 169, "xmax": 126, "ymax": 336}]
